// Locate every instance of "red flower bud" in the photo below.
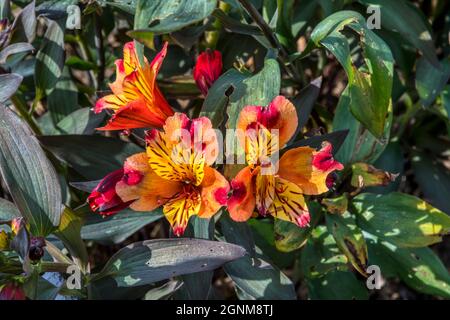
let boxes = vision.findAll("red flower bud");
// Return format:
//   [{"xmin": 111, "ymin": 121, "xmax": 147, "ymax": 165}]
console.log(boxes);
[
  {"xmin": 29, "ymin": 236, "xmax": 46, "ymax": 262},
  {"xmin": 0, "ymin": 283, "xmax": 26, "ymax": 300},
  {"xmin": 193, "ymin": 49, "xmax": 222, "ymax": 96},
  {"xmin": 88, "ymin": 168, "xmax": 141, "ymax": 216}
]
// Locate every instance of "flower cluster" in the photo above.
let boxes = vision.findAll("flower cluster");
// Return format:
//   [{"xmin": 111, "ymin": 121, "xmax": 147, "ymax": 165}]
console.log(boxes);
[{"xmin": 89, "ymin": 42, "xmax": 343, "ymax": 236}]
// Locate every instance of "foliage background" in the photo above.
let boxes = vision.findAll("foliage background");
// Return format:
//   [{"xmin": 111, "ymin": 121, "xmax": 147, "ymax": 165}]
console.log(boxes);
[{"xmin": 0, "ymin": 0, "xmax": 449, "ymax": 300}]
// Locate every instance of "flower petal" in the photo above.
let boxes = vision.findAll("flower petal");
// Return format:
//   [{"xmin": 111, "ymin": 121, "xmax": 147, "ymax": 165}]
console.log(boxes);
[
  {"xmin": 116, "ymin": 153, "xmax": 181, "ymax": 211},
  {"xmin": 97, "ymin": 99, "xmax": 167, "ymax": 131},
  {"xmin": 163, "ymin": 189, "xmax": 201, "ymax": 236},
  {"xmin": 277, "ymin": 142, "xmax": 344, "ymax": 195},
  {"xmin": 255, "ymin": 171, "xmax": 275, "ymax": 217},
  {"xmin": 237, "ymin": 95, "xmax": 298, "ymax": 147},
  {"xmin": 227, "ymin": 166, "xmax": 256, "ymax": 222},
  {"xmin": 267, "ymin": 177, "xmax": 310, "ymax": 228},
  {"xmin": 245, "ymin": 124, "xmax": 279, "ymax": 168},
  {"xmin": 199, "ymin": 166, "xmax": 230, "ymax": 218},
  {"xmin": 146, "ymin": 127, "xmax": 205, "ymax": 186}
]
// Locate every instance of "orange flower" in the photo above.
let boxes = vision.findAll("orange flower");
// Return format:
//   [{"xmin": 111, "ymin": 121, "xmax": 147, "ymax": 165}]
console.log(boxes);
[
  {"xmin": 227, "ymin": 96, "xmax": 344, "ymax": 227},
  {"xmin": 94, "ymin": 42, "xmax": 174, "ymax": 131},
  {"xmin": 116, "ymin": 113, "xmax": 229, "ymax": 236}
]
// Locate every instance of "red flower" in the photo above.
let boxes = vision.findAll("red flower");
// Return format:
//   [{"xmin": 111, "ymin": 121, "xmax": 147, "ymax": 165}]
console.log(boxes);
[
  {"xmin": 193, "ymin": 49, "xmax": 222, "ymax": 96},
  {"xmin": 0, "ymin": 283, "xmax": 26, "ymax": 300},
  {"xmin": 88, "ymin": 168, "xmax": 142, "ymax": 216},
  {"xmin": 94, "ymin": 42, "xmax": 174, "ymax": 131}
]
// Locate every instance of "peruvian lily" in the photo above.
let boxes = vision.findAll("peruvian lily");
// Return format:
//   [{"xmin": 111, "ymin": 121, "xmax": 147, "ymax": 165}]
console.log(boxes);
[
  {"xmin": 193, "ymin": 49, "xmax": 222, "ymax": 96},
  {"xmin": 227, "ymin": 96, "xmax": 344, "ymax": 227},
  {"xmin": 116, "ymin": 113, "xmax": 229, "ymax": 236},
  {"xmin": 94, "ymin": 41, "xmax": 174, "ymax": 131},
  {"xmin": 88, "ymin": 168, "xmax": 143, "ymax": 216}
]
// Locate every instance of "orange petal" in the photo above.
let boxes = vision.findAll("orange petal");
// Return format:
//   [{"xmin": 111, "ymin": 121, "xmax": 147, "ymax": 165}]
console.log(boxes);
[
  {"xmin": 122, "ymin": 41, "xmax": 141, "ymax": 74},
  {"xmin": 97, "ymin": 99, "xmax": 167, "ymax": 131},
  {"xmin": 278, "ymin": 142, "xmax": 343, "ymax": 195},
  {"xmin": 94, "ymin": 93, "xmax": 127, "ymax": 114},
  {"xmin": 199, "ymin": 166, "xmax": 230, "ymax": 219},
  {"xmin": 237, "ymin": 95, "xmax": 298, "ymax": 147},
  {"xmin": 227, "ymin": 166, "xmax": 256, "ymax": 222},
  {"xmin": 255, "ymin": 172, "xmax": 275, "ymax": 216},
  {"xmin": 116, "ymin": 153, "xmax": 181, "ymax": 211},
  {"xmin": 267, "ymin": 177, "xmax": 310, "ymax": 227},
  {"xmin": 109, "ymin": 59, "xmax": 126, "ymax": 95}
]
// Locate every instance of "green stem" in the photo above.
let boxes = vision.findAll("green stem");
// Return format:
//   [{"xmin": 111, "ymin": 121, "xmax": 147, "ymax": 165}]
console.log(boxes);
[
  {"xmin": 10, "ymin": 95, "xmax": 42, "ymax": 136},
  {"xmin": 237, "ymin": 0, "xmax": 302, "ymax": 84}
]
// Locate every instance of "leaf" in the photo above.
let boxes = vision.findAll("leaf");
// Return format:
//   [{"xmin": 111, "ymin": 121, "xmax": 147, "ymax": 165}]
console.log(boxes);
[
  {"xmin": 10, "ymin": 1, "xmax": 36, "ymax": 43},
  {"xmin": 0, "ymin": 106, "xmax": 62, "ymax": 236},
  {"xmin": 326, "ymin": 212, "xmax": 368, "ymax": 276},
  {"xmin": 132, "ymin": 0, "xmax": 217, "ymax": 34},
  {"xmin": 212, "ymin": 8, "xmax": 262, "ymax": 36},
  {"xmin": 416, "ymin": 57, "xmax": 450, "ymax": 108},
  {"xmin": 285, "ymin": 130, "xmax": 349, "ymax": 155},
  {"xmin": 247, "ymin": 219, "xmax": 296, "ymax": 269},
  {"xmin": 322, "ymin": 194, "xmax": 348, "ymax": 215},
  {"xmin": 47, "ymin": 67, "xmax": 79, "ymax": 124},
  {"xmin": 180, "ymin": 216, "xmax": 214, "ymax": 300},
  {"xmin": 55, "ymin": 108, "xmax": 105, "ymax": 135},
  {"xmin": 365, "ymin": 233, "xmax": 450, "ymax": 298},
  {"xmin": 274, "ymin": 202, "xmax": 322, "ymax": 253},
  {"xmin": 310, "ymin": 11, "xmax": 394, "ymax": 138},
  {"xmin": 307, "ymin": 270, "xmax": 369, "ymax": 300},
  {"xmin": 291, "ymin": 77, "xmax": 322, "ymax": 139},
  {"xmin": 92, "ymin": 238, "xmax": 246, "ymax": 287},
  {"xmin": 333, "ymin": 88, "xmax": 391, "ymax": 165},
  {"xmin": 0, "ymin": 198, "xmax": 20, "ymax": 223},
  {"xmin": 144, "ymin": 280, "xmax": 183, "ymax": 300},
  {"xmin": 220, "ymin": 214, "xmax": 296, "ymax": 300},
  {"xmin": 301, "ymin": 226, "xmax": 348, "ymax": 278},
  {"xmin": 358, "ymin": 0, "xmax": 439, "ymax": 67},
  {"xmin": 80, "ymin": 207, "xmax": 163, "ymax": 245},
  {"xmin": 65, "ymin": 56, "xmax": 98, "ymax": 71},
  {"xmin": 54, "ymin": 207, "xmax": 88, "ymax": 272},
  {"xmin": 351, "ymin": 162, "xmax": 398, "ymax": 189},
  {"xmin": 226, "ymin": 51, "xmax": 281, "ymax": 130},
  {"xmin": 34, "ymin": 18, "xmax": 66, "ymax": 99},
  {"xmin": 0, "ymin": 74, "xmax": 23, "ymax": 103},
  {"xmin": 0, "ymin": 43, "xmax": 34, "ymax": 64},
  {"xmin": 412, "ymin": 152, "xmax": 450, "ymax": 215},
  {"xmin": 38, "ymin": 135, "xmax": 142, "ymax": 180},
  {"xmin": 200, "ymin": 69, "xmax": 249, "ymax": 128},
  {"xmin": 353, "ymin": 193, "xmax": 450, "ymax": 248},
  {"xmin": 365, "ymin": 141, "xmax": 404, "ymax": 194}
]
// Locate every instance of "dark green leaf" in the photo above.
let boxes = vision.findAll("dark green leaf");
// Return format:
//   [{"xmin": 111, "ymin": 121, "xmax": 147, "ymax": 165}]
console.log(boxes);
[
  {"xmin": 307, "ymin": 270, "xmax": 368, "ymax": 300},
  {"xmin": 47, "ymin": 67, "xmax": 78, "ymax": 124},
  {"xmin": 0, "ymin": 42, "xmax": 34, "ymax": 64},
  {"xmin": 35, "ymin": 18, "xmax": 66, "ymax": 99},
  {"xmin": 412, "ymin": 152, "xmax": 450, "ymax": 214},
  {"xmin": 81, "ymin": 208, "xmax": 163, "ymax": 245},
  {"xmin": 93, "ymin": 238, "xmax": 246, "ymax": 287},
  {"xmin": 0, "ymin": 73, "xmax": 22, "ymax": 103},
  {"xmin": 0, "ymin": 198, "xmax": 20, "ymax": 223},
  {"xmin": 353, "ymin": 193, "xmax": 450, "ymax": 248},
  {"xmin": 38, "ymin": 135, "xmax": 142, "ymax": 180},
  {"xmin": 0, "ymin": 106, "xmax": 62, "ymax": 236},
  {"xmin": 55, "ymin": 108, "xmax": 105, "ymax": 135},
  {"xmin": 416, "ymin": 57, "xmax": 450, "ymax": 108}
]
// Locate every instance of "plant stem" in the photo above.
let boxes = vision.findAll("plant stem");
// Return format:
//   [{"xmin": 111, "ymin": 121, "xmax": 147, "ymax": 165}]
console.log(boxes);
[
  {"xmin": 94, "ymin": 13, "xmax": 105, "ymax": 87},
  {"xmin": 10, "ymin": 94, "xmax": 42, "ymax": 136},
  {"xmin": 237, "ymin": 0, "xmax": 302, "ymax": 84}
]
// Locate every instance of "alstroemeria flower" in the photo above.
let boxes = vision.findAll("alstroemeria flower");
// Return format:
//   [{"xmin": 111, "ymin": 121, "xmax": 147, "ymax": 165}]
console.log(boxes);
[
  {"xmin": 116, "ymin": 113, "xmax": 229, "ymax": 236},
  {"xmin": 227, "ymin": 96, "xmax": 344, "ymax": 227},
  {"xmin": 193, "ymin": 49, "xmax": 222, "ymax": 96},
  {"xmin": 94, "ymin": 41, "xmax": 174, "ymax": 131},
  {"xmin": 88, "ymin": 168, "xmax": 143, "ymax": 216}
]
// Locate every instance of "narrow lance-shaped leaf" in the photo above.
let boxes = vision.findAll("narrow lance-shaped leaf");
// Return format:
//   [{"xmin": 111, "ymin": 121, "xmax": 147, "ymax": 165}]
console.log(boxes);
[
  {"xmin": 0, "ymin": 106, "xmax": 63, "ymax": 236},
  {"xmin": 35, "ymin": 17, "xmax": 66, "ymax": 100},
  {"xmin": 92, "ymin": 238, "xmax": 246, "ymax": 287}
]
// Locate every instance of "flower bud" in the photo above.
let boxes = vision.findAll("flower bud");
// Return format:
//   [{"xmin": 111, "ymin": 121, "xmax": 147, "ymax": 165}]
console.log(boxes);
[
  {"xmin": 193, "ymin": 49, "xmax": 222, "ymax": 96},
  {"xmin": 28, "ymin": 236, "xmax": 46, "ymax": 262}
]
